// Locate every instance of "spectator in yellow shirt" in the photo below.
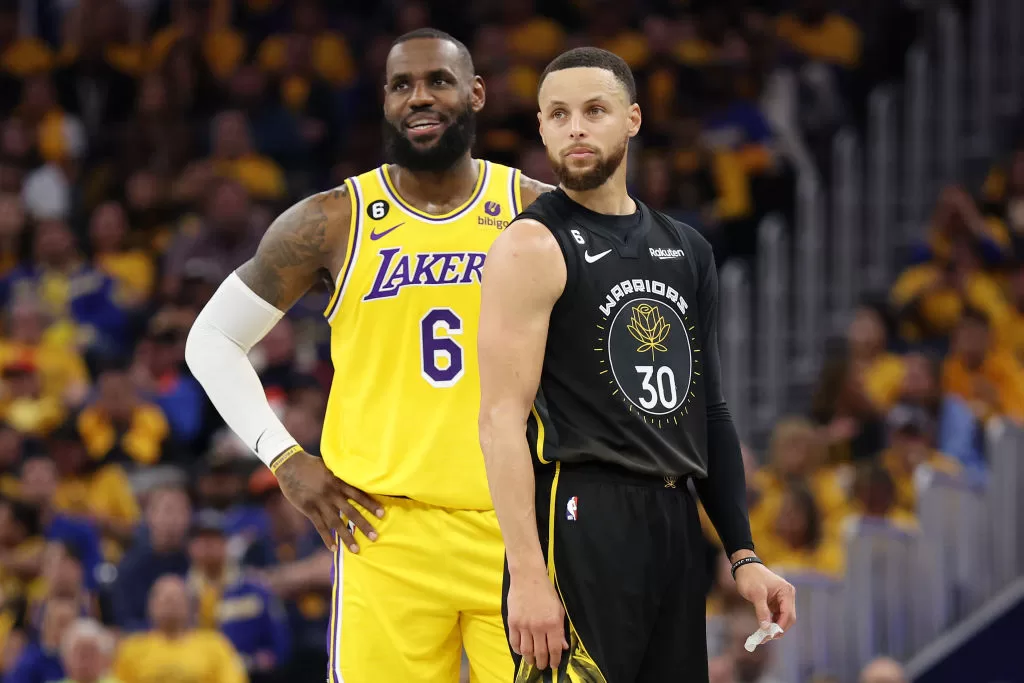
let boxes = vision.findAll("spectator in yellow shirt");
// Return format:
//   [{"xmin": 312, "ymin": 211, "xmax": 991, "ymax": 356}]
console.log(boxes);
[
  {"xmin": 57, "ymin": 0, "xmax": 144, "ymax": 76},
  {"xmin": 88, "ymin": 202, "xmax": 155, "ymax": 305},
  {"xmin": 891, "ymin": 219, "xmax": 1013, "ymax": 344},
  {"xmin": 208, "ymin": 110, "xmax": 287, "ymax": 202},
  {"xmin": 776, "ymin": 0, "xmax": 862, "ymax": 69},
  {"xmin": 76, "ymin": 363, "xmax": 171, "ymax": 468},
  {"xmin": 585, "ymin": 0, "xmax": 649, "ymax": 70},
  {"xmin": 113, "ymin": 574, "xmax": 247, "ymax": 683},
  {"xmin": 757, "ymin": 483, "xmax": 845, "ymax": 578},
  {"xmin": 749, "ymin": 417, "xmax": 850, "ymax": 545},
  {"xmin": 187, "ymin": 511, "xmax": 234, "ymax": 630},
  {"xmin": 0, "ymin": 496, "xmax": 45, "ymax": 604},
  {"xmin": 880, "ymin": 404, "xmax": 962, "ymax": 515},
  {"xmin": 0, "ymin": 2, "xmax": 53, "ymax": 78},
  {"xmin": 502, "ymin": 0, "xmax": 565, "ymax": 65},
  {"xmin": 846, "ymin": 461, "xmax": 918, "ymax": 530},
  {"xmin": 149, "ymin": 0, "xmax": 245, "ymax": 81},
  {"xmin": 0, "ymin": 294, "xmax": 90, "ymax": 410},
  {"xmin": 847, "ymin": 302, "xmax": 904, "ymax": 412},
  {"xmin": 49, "ymin": 425, "xmax": 139, "ymax": 562},
  {"xmin": 811, "ymin": 343, "xmax": 888, "ymax": 463},
  {"xmin": 942, "ymin": 307, "xmax": 1024, "ymax": 423},
  {"xmin": 257, "ymin": 0, "xmax": 356, "ymax": 88},
  {"xmin": 0, "ymin": 360, "xmax": 65, "ymax": 438},
  {"xmin": 922, "ymin": 186, "xmax": 1011, "ymax": 268}
]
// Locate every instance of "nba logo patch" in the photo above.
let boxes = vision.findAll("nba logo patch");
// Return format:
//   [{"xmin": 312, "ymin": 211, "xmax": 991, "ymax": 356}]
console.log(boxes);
[{"xmin": 566, "ymin": 496, "xmax": 578, "ymax": 521}]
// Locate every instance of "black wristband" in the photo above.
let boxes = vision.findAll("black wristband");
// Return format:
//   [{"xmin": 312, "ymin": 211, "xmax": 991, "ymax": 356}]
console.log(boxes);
[{"xmin": 731, "ymin": 556, "xmax": 764, "ymax": 579}]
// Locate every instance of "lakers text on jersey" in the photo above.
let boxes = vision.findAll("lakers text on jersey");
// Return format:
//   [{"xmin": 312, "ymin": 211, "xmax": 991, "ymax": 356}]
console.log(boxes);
[{"xmin": 320, "ymin": 160, "xmax": 522, "ymax": 511}]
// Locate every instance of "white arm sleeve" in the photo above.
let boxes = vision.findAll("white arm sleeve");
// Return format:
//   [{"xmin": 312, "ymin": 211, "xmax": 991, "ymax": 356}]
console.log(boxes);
[{"xmin": 185, "ymin": 272, "xmax": 300, "ymax": 467}]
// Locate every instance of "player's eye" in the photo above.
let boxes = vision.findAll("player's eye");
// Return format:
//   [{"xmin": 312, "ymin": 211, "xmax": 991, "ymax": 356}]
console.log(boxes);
[
  {"xmin": 433, "ymin": 78, "xmax": 450, "ymax": 87},
  {"xmin": 552, "ymin": 110, "xmax": 566, "ymax": 119},
  {"xmin": 589, "ymin": 106, "xmax": 605, "ymax": 115}
]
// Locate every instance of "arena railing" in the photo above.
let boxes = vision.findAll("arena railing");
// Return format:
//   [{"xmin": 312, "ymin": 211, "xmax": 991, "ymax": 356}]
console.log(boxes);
[
  {"xmin": 769, "ymin": 571, "xmax": 847, "ymax": 683},
  {"xmin": 987, "ymin": 419, "xmax": 1024, "ymax": 589},
  {"xmin": 719, "ymin": 260, "xmax": 753, "ymax": 445},
  {"xmin": 755, "ymin": 215, "xmax": 788, "ymax": 433},
  {"xmin": 916, "ymin": 465, "xmax": 994, "ymax": 624}
]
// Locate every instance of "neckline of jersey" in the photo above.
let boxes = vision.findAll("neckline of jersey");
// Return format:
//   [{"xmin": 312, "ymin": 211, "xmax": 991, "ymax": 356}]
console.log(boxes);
[
  {"xmin": 379, "ymin": 160, "xmax": 489, "ymax": 223},
  {"xmin": 555, "ymin": 188, "xmax": 647, "ymax": 245}
]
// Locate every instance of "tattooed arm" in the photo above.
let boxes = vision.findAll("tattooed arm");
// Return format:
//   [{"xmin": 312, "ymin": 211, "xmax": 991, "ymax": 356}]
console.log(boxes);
[
  {"xmin": 186, "ymin": 186, "xmax": 382, "ymax": 553},
  {"xmin": 236, "ymin": 187, "xmax": 350, "ymax": 310}
]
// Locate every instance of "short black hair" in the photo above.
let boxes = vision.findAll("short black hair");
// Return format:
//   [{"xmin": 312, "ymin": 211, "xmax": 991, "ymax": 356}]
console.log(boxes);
[
  {"xmin": 539, "ymin": 47, "xmax": 637, "ymax": 104},
  {"xmin": 391, "ymin": 28, "xmax": 475, "ymax": 76},
  {"xmin": 0, "ymin": 496, "xmax": 42, "ymax": 538}
]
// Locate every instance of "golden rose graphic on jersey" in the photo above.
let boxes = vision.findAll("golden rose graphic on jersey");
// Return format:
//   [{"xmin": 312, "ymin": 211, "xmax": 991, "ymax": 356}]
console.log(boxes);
[
  {"xmin": 627, "ymin": 303, "xmax": 671, "ymax": 361},
  {"xmin": 596, "ymin": 283, "xmax": 697, "ymax": 428}
]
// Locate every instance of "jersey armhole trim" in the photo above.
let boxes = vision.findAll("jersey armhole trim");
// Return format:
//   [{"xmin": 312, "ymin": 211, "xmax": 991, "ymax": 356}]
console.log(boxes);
[
  {"xmin": 510, "ymin": 168, "xmax": 523, "ymax": 216},
  {"xmin": 323, "ymin": 177, "xmax": 363, "ymax": 322}
]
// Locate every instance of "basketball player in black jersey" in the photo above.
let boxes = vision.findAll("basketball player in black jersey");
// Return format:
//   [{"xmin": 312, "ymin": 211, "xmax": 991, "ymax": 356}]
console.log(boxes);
[{"xmin": 477, "ymin": 48, "xmax": 796, "ymax": 682}]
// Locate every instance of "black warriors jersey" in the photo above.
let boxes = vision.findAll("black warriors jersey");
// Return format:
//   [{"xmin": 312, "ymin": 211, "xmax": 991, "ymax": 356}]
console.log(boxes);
[{"xmin": 519, "ymin": 189, "xmax": 724, "ymax": 479}]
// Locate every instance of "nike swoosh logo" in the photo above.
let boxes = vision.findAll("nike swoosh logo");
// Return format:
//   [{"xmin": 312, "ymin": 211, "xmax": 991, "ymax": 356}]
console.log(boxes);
[
  {"xmin": 584, "ymin": 249, "xmax": 612, "ymax": 263},
  {"xmin": 370, "ymin": 223, "xmax": 404, "ymax": 240}
]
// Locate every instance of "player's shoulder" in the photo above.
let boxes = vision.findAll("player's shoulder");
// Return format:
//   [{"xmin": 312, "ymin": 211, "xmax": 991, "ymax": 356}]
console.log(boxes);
[
  {"xmin": 518, "ymin": 174, "xmax": 557, "ymax": 208},
  {"xmin": 644, "ymin": 203, "xmax": 715, "ymax": 264},
  {"xmin": 284, "ymin": 182, "xmax": 355, "ymax": 228}
]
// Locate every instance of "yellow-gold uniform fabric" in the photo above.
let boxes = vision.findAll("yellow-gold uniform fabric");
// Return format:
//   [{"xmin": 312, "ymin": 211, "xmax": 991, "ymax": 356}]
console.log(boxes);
[
  {"xmin": 320, "ymin": 160, "xmax": 523, "ymax": 683},
  {"xmin": 330, "ymin": 497, "xmax": 509, "ymax": 683}
]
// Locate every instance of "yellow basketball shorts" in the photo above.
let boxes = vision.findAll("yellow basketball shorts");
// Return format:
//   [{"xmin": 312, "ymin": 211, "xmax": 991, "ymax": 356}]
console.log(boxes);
[{"xmin": 328, "ymin": 496, "xmax": 512, "ymax": 683}]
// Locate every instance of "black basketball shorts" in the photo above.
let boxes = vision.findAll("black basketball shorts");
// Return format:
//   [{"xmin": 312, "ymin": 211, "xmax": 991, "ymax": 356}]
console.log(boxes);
[{"xmin": 502, "ymin": 460, "xmax": 709, "ymax": 683}]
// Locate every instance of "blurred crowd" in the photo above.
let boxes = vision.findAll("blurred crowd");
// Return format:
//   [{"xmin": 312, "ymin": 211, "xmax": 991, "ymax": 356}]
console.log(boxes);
[
  {"xmin": 698, "ymin": 98, "xmax": 1024, "ymax": 683},
  {"xmin": 0, "ymin": 0, "xmax": 1003, "ymax": 681}
]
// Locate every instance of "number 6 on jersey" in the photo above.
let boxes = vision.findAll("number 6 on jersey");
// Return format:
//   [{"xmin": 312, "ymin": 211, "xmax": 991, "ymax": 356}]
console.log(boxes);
[{"xmin": 421, "ymin": 308, "xmax": 464, "ymax": 387}]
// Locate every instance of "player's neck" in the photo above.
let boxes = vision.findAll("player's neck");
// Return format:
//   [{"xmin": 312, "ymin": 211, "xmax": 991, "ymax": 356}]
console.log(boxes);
[
  {"xmin": 561, "ymin": 173, "xmax": 635, "ymax": 216},
  {"xmin": 390, "ymin": 156, "xmax": 479, "ymax": 210}
]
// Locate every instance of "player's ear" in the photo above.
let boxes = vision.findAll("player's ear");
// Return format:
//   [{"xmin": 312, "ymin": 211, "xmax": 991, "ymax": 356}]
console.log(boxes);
[
  {"xmin": 471, "ymin": 75, "xmax": 486, "ymax": 113},
  {"xmin": 537, "ymin": 111, "xmax": 546, "ymax": 145},
  {"xmin": 627, "ymin": 103, "xmax": 642, "ymax": 138}
]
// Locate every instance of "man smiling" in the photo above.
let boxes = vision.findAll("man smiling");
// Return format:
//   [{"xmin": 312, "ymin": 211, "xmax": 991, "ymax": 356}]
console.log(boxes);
[{"xmin": 187, "ymin": 27, "xmax": 553, "ymax": 683}]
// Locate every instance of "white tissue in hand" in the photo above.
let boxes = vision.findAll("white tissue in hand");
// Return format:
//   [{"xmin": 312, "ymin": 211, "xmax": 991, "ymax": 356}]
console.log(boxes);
[{"xmin": 744, "ymin": 623, "xmax": 783, "ymax": 652}]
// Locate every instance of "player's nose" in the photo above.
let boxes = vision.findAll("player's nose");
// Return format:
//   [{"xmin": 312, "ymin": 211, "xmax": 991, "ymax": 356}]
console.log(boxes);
[
  {"xmin": 568, "ymin": 113, "xmax": 587, "ymax": 138},
  {"xmin": 407, "ymin": 81, "xmax": 435, "ymax": 107}
]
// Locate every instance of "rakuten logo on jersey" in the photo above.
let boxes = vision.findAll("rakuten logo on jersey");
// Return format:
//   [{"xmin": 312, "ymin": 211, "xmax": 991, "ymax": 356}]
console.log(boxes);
[{"xmin": 649, "ymin": 248, "xmax": 685, "ymax": 260}]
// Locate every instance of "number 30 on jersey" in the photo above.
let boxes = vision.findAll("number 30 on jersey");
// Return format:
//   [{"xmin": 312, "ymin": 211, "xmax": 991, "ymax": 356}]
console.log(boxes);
[{"xmin": 420, "ymin": 308, "xmax": 464, "ymax": 387}]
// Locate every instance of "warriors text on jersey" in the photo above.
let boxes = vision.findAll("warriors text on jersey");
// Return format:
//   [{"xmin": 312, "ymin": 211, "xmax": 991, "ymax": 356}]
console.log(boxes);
[
  {"xmin": 320, "ymin": 160, "xmax": 522, "ymax": 510},
  {"xmin": 518, "ymin": 188, "xmax": 727, "ymax": 479}
]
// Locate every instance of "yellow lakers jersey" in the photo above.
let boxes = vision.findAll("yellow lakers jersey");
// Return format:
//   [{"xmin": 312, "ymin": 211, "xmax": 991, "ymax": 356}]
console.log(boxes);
[{"xmin": 321, "ymin": 160, "xmax": 523, "ymax": 510}]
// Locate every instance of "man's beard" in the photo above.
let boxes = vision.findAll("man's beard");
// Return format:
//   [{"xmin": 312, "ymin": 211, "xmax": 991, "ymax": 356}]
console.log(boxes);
[
  {"xmin": 383, "ymin": 107, "xmax": 476, "ymax": 173},
  {"xmin": 549, "ymin": 138, "xmax": 627, "ymax": 191}
]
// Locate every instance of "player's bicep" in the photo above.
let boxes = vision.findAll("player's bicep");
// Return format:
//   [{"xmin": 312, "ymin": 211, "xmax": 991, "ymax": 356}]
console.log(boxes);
[
  {"xmin": 478, "ymin": 219, "xmax": 566, "ymax": 423},
  {"xmin": 236, "ymin": 189, "xmax": 349, "ymax": 311}
]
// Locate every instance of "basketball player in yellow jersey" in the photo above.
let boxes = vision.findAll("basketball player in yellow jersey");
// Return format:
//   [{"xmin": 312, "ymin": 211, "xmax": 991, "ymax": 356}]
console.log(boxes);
[{"xmin": 186, "ymin": 28, "xmax": 553, "ymax": 683}]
